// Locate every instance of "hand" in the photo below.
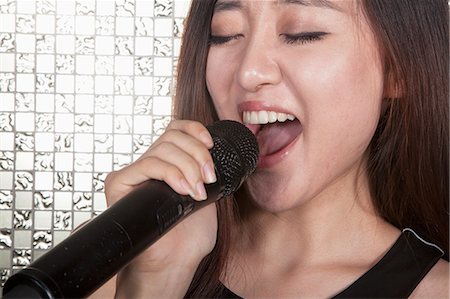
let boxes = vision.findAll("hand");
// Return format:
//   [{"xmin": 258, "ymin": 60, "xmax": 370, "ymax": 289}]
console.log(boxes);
[{"xmin": 104, "ymin": 120, "xmax": 219, "ymax": 298}]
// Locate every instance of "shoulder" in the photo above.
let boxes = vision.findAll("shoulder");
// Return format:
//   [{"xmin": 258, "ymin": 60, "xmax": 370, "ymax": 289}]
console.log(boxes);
[{"xmin": 410, "ymin": 259, "xmax": 449, "ymax": 298}]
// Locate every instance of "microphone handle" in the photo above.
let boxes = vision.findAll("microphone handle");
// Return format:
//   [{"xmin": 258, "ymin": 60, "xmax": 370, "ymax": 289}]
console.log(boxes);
[{"xmin": 3, "ymin": 179, "xmax": 223, "ymax": 299}]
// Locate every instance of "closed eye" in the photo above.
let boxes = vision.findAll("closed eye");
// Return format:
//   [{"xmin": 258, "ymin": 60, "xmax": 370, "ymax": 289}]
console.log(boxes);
[
  {"xmin": 209, "ymin": 34, "xmax": 244, "ymax": 45},
  {"xmin": 281, "ymin": 32, "xmax": 328, "ymax": 45}
]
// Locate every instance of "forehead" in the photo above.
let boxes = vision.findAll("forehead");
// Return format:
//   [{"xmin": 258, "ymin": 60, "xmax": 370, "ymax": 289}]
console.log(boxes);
[{"xmin": 213, "ymin": 0, "xmax": 347, "ymax": 13}]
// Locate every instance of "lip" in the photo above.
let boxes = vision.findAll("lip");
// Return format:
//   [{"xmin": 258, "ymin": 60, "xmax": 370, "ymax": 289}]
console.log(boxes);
[{"xmin": 238, "ymin": 101, "xmax": 295, "ymax": 116}]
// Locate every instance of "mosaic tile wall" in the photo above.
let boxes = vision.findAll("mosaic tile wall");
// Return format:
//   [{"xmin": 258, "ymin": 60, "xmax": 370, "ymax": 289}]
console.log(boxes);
[{"xmin": 0, "ymin": 0, "xmax": 191, "ymax": 291}]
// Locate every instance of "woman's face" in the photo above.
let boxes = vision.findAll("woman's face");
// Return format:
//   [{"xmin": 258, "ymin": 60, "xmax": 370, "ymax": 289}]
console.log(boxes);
[{"xmin": 206, "ymin": 0, "xmax": 384, "ymax": 212}]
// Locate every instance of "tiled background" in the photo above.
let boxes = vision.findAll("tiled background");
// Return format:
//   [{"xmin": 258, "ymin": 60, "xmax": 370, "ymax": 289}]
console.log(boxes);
[{"xmin": 0, "ymin": 0, "xmax": 191, "ymax": 291}]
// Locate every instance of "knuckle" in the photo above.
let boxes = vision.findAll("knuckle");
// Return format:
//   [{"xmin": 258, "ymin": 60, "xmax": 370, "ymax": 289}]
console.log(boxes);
[
  {"xmin": 185, "ymin": 120, "xmax": 205, "ymax": 133},
  {"xmin": 104, "ymin": 171, "xmax": 117, "ymax": 188},
  {"xmin": 163, "ymin": 164, "xmax": 183, "ymax": 181}
]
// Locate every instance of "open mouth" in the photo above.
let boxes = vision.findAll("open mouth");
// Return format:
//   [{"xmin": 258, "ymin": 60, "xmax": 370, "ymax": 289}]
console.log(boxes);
[{"xmin": 243, "ymin": 110, "xmax": 302, "ymax": 160}]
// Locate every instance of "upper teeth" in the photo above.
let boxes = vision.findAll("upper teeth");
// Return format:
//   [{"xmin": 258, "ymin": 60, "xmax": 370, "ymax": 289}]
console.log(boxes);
[{"xmin": 243, "ymin": 111, "xmax": 296, "ymax": 125}]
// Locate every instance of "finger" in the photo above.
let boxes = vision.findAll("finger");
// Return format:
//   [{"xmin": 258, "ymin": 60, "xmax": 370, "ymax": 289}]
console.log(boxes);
[
  {"xmin": 108, "ymin": 156, "xmax": 201, "ymax": 200},
  {"xmin": 166, "ymin": 120, "xmax": 213, "ymax": 148},
  {"xmin": 147, "ymin": 142, "xmax": 209, "ymax": 200},
  {"xmin": 142, "ymin": 130, "xmax": 217, "ymax": 184}
]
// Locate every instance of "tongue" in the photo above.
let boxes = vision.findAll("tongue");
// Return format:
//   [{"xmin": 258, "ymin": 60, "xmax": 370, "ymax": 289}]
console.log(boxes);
[{"xmin": 257, "ymin": 120, "xmax": 302, "ymax": 156}]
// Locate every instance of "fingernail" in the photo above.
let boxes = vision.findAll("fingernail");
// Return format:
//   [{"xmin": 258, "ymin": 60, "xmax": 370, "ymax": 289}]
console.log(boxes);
[
  {"xmin": 196, "ymin": 182, "xmax": 207, "ymax": 200},
  {"xmin": 200, "ymin": 131, "xmax": 213, "ymax": 148},
  {"xmin": 180, "ymin": 179, "xmax": 196, "ymax": 198},
  {"xmin": 203, "ymin": 161, "xmax": 217, "ymax": 184}
]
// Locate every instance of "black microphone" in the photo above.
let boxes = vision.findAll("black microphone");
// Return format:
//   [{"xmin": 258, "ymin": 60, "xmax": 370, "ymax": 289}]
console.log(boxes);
[{"xmin": 2, "ymin": 120, "xmax": 259, "ymax": 299}]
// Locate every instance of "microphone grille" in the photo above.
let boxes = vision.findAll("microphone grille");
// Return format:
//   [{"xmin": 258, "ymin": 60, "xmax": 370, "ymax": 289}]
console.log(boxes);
[{"xmin": 207, "ymin": 120, "xmax": 259, "ymax": 196}]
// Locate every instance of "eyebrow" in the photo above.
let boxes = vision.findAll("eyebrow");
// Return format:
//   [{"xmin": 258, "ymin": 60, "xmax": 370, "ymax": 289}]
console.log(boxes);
[
  {"xmin": 213, "ymin": 0, "xmax": 343, "ymax": 13},
  {"xmin": 214, "ymin": 0, "xmax": 242, "ymax": 13},
  {"xmin": 281, "ymin": 0, "xmax": 343, "ymax": 12}
]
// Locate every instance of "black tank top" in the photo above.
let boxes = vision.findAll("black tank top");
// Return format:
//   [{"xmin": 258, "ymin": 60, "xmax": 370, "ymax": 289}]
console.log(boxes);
[{"xmin": 219, "ymin": 229, "xmax": 444, "ymax": 298}]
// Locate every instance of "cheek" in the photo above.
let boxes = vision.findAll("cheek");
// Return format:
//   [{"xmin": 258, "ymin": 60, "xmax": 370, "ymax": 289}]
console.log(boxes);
[
  {"xmin": 289, "ymin": 38, "xmax": 384, "ymax": 173},
  {"xmin": 206, "ymin": 50, "xmax": 239, "ymax": 120},
  {"xmin": 293, "ymin": 37, "xmax": 384, "ymax": 128},
  {"xmin": 206, "ymin": 52, "xmax": 226, "ymax": 116}
]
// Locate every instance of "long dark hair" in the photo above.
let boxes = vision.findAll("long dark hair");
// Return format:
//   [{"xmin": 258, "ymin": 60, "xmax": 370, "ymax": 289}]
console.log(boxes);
[{"xmin": 174, "ymin": 1, "xmax": 449, "ymax": 297}]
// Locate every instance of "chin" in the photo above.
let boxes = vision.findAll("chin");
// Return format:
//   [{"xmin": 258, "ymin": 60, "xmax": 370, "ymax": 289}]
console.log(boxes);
[{"xmin": 243, "ymin": 177, "xmax": 308, "ymax": 214}]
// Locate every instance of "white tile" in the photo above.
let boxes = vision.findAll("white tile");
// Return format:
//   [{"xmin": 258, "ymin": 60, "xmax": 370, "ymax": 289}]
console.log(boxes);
[
  {"xmin": 134, "ymin": 76, "xmax": 153, "ymax": 95},
  {"xmin": 95, "ymin": 75, "xmax": 114, "ymax": 94},
  {"xmin": 135, "ymin": 37, "xmax": 154, "ymax": 55},
  {"xmin": 0, "ymin": 211, "xmax": 12, "ymax": 228},
  {"xmin": 73, "ymin": 212, "xmax": 91, "ymax": 228},
  {"xmin": 14, "ymin": 230, "xmax": 31, "ymax": 247},
  {"xmin": 16, "ymin": 0, "xmax": 36, "ymax": 14},
  {"xmin": 94, "ymin": 153, "xmax": 112, "ymax": 172},
  {"xmin": 16, "ymin": 34, "xmax": 36, "ymax": 53},
  {"xmin": 15, "ymin": 152, "xmax": 34, "ymax": 170},
  {"xmin": 74, "ymin": 173, "xmax": 92, "ymax": 191},
  {"xmin": 36, "ymin": 94, "xmax": 55, "ymax": 112},
  {"xmin": 94, "ymin": 114, "xmax": 113, "ymax": 133},
  {"xmin": 96, "ymin": 1, "xmax": 115, "ymax": 16},
  {"xmin": 56, "ymin": 0, "xmax": 75, "ymax": 15},
  {"xmin": 95, "ymin": 36, "xmax": 115, "ymax": 55},
  {"xmin": 54, "ymin": 231, "xmax": 71, "ymax": 246},
  {"xmin": 114, "ymin": 96, "xmax": 133, "ymax": 114},
  {"xmin": 0, "ymin": 93, "xmax": 15, "ymax": 111},
  {"xmin": 34, "ymin": 211, "xmax": 52, "ymax": 229},
  {"xmin": 35, "ymin": 132, "xmax": 54, "ymax": 151},
  {"xmin": 116, "ymin": 17, "xmax": 135, "ymax": 36},
  {"xmin": 114, "ymin": 56, "xmax": 134, "ymax": 75},
  {"xmin": 0, "ymin": 53, "xmax": 15, "ymax": 72},
  {"xmin": 15, "ymin": 112, "xmax": 35, "ymax": 131},
  {"xmin": 54, "ymin": 192, "xmax": 72, "ymax": 210},
  {"xmin": 74, "ymin": 133, "xmax": 93, "ymax": 152},
  {"xmin": 0, "ymin": 14, "xmax": 15, "ymax": 32},
  {"xmin": 133, "ymin": 115, "xmax": 153, "ymax": 134},
  {"xmin": 75, "ymin": 94, "xmax": 94, "ymax": 113},
  {"xmin": 36, "ymin": 54, "xmax": 55, "ymax": 73},
  {"xmin": 75, "ymin": 75, "xmax": 94, "ymax": 94},
  {"xmin": 93, "ymin": 192, "xmax": 107, "ymax": 210},
  {"xmin": 154, "ymin": 57, "xmax": 172, "ymax": 76},
  {"xmin": 0, "ymin": 171, "xmax": 13, "ymax": 189},
  {"xmin": 174, "ymin": 38, "xmax": 181, "ymax": 56},
  {"xmin": 56, "ymin": 35, "xmax": 75, "ymax": 54},
  {"xmin": 55, "ymin": 152, "xmax": 74, "ymax": 171},
  {"xmin": 174, "ymin": 0, "xmax": 191, "ymax": 18},
  {"xmin": 16, "ymin": 73, "xmax": 35, "ymax": 92},
  {"xmin": 35, "ymin": 172, "xmax": 54, "ymax": 190},
  {"xmin": 75, "ymin": 16, "xmax": 95, "ymax": 35},
  {"xmin": 15, "ymin": 191, "xmax": 33, "ymax": 209},
  {"xmin": 56, "ymin": 74, "xmax": 75, "ymax": 93},
  {"xmin": 154, "ymin": 18, "xmax": 173, "ymax": 36},
  {"xmin": 75, "ymin": 55, "xmax": 95, "ymax": 75},
  {"xmin": 114, "ymin": 135, "xmax": 132, "ymax": 153},
  {"xmin": 36, "ymin": 15, "xmax": 55, "ymax": 34},
  {"xmin": 0, "ymin": 132, "xmax": 14, "ymax": 150},
  {"xmin": 55, "ymin": 113, "xmax": 74, "ymax": 132},
  {"xmin": 153, "ymin": 97, "xmax": 172, "ymax": 115},
  {"xmin": 136, "ymin": 0, "xmax": 154, "ymax": 17}
]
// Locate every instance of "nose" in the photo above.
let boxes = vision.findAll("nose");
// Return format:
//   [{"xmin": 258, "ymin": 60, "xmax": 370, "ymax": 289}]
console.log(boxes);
[{"xmin": 236, "ymin": 38, "xmax": 282, "ymax": 92}]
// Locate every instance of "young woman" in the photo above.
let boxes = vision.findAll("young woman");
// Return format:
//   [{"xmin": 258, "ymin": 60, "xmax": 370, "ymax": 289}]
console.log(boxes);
[{"xmin": 94, "ymin": 0, "xmax": 449, "ymax": 298}]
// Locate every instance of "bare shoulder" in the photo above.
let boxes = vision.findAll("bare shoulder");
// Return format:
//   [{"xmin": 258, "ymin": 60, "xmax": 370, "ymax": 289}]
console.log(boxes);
[{"xmin": 410, "ymin": 259, "xmax": 449, "ymax": 298}]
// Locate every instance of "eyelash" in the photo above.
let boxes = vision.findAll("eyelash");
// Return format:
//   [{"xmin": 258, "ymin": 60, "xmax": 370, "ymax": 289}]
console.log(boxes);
[
  {"xmin": 208, "ymin": 32, "xmax": 327, "ymax": 46},
  {"xmin": 282, "ymin": 31, "xmax": 328, "ymax": 45},
  {"xmin": 208, "ymin": 34, "xmax": 243, "ymax": 45}
]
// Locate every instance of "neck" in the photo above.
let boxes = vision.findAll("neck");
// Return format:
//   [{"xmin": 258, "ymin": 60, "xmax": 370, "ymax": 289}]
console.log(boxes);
[
  {"xmin": 230, "ymin": 165, "xmax": 399, "ymax": 272},
  {"xmin": 223, "ymin": 163, "xmax": 401, "ymax": 298}
]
